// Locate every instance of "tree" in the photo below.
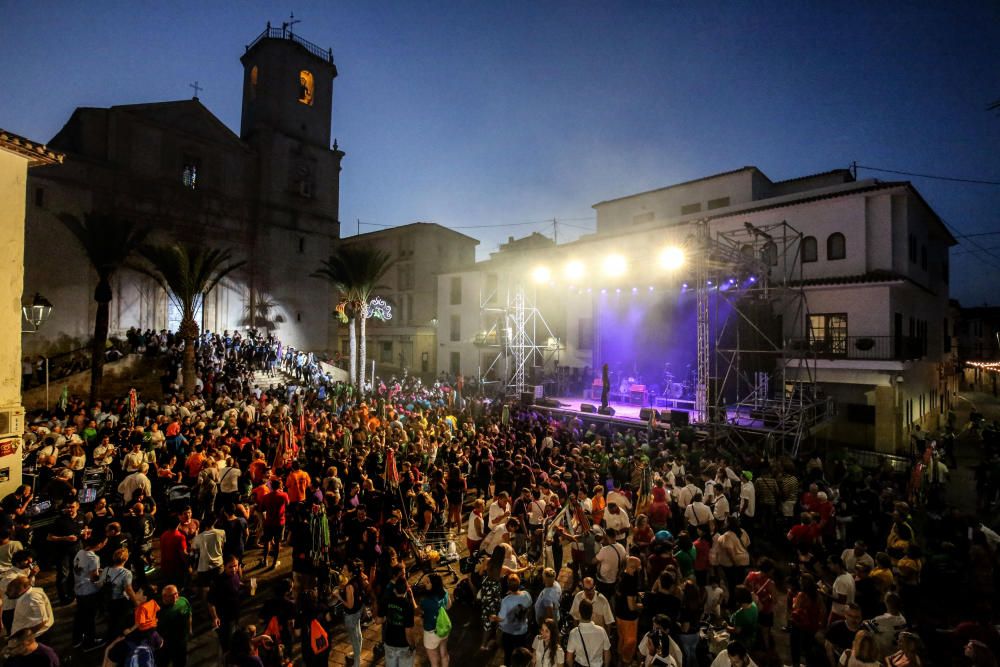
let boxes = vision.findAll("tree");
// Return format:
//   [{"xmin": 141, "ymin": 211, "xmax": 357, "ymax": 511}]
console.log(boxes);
[
  {"xmin": 59, "ymin": 212, "xmax": 149, "ymax": 404},
  {"xmin": 138, "ymin": 243, "xmax": 244, "ymax": 395},
  {"xmin": 313, "ymin": 245, "xmax": 394, "ymax": 391},
  {"xmin": 312, "ymin": 254, "xmax": 360, "ymax": 387}
]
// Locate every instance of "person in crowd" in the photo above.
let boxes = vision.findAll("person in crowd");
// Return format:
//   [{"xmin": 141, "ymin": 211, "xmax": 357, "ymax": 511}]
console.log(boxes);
[{"xmin": 567, "ymin": 599, "xmax": 612, "ymax": 667}]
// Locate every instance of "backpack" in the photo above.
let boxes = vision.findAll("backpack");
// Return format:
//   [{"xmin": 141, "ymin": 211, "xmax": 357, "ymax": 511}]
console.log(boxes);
[
  {"xmin": 309, "ymin": 619, "xmax": 329, "ymax": 654},
  {"xmin": 126, "ymin": 642, "xmax": 156, "ymax": 667},
  {"xmin": 435, "ymin": 605, "xmax": 452, "ymax": 638}
]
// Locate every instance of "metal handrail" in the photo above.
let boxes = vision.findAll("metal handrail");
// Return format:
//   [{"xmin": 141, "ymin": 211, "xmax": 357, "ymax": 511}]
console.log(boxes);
[{"xmin": 246, "ymin": 24, "xmax": 334, "ymax": 63}]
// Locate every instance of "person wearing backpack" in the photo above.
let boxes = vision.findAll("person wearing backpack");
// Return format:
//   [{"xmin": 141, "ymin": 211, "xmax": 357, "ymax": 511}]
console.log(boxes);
[
  {"xmin": 492, "ymin": 573, "xmax": 533, "ymax": 667},
  {"xmin": 418, "ymin": 574, "xmax": 452, "ymax": 667}
]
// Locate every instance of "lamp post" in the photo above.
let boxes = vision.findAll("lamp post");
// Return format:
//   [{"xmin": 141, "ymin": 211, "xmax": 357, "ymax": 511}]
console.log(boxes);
[{"xmin": 21, "ymin": 292, "xmax": 54, "ymax": 409}]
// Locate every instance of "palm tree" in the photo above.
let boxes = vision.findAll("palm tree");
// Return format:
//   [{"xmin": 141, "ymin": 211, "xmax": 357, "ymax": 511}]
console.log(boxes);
[
  {"xmin": 313, "ymin": 245, "xmax": 394, "ymax": 391},
  {"xmin": 138, "ymin": 243, "xmax": 245, "ymax": 395},
  {"xmin": 59, "ymin": 212, "xmax": 149, "ymax": 404},
  {"xmin": 312, "ymin": 254, "xmax": 361, "ymax": 387}
]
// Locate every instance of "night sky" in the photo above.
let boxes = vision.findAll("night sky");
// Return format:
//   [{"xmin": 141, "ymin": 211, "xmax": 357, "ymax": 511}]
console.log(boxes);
[{"xmin": 2, "ymin": 2, "xmax": 998, "ymax": 305}]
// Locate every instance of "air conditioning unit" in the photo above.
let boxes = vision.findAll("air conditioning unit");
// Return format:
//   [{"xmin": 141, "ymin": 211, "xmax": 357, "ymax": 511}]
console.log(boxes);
[{"xmin": 0, "ymin": 407, "xmax": 25, "ymax": 438}]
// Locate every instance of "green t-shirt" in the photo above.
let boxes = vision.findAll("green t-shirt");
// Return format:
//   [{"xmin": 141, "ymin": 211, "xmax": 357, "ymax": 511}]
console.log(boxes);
[
  {"xmin": 157, "ymin": 596, "xmax": 192, "ymax": 643},
  {"xmin": 673, "ymin": 546, "xmax": 696, "ymax": 577},
  {"xmin": 729, "ymin": 602, "xmax": 759, "ymax": 645}
]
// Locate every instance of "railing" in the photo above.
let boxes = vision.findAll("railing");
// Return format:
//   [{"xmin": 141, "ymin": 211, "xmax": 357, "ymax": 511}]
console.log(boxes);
[
  {"xmin": 246, "ymin": 24, "xmax": 334, "ymax": 63},
  {"xmin": 787, "ymin": 335, "xmax": 923, "ymax": 361}
]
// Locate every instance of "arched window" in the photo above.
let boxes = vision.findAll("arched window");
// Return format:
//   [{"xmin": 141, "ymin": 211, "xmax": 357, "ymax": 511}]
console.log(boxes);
[
  {"xmin": 298, "ymin": 70, "xmax": 314, "ymax": 106},
  {"xmin": 250, "ymin": 65, "xmax": 258, "ymax": 99},
  {"xmin": 761, "ymin": 241, "xmax": 778, "ymax": 267},
  {"xmin": 802, "ymin": 236, "xmax": 818, "ymax": 263},
  {"xmin": 827, "ymin": 232, "xmax": 846, "ymax": 260}
]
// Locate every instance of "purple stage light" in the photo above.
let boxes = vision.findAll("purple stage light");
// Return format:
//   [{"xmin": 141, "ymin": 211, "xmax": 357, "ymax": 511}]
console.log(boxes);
[
  {"xmin": 648, "ymin": 286, "xmax": 654, "ymax": 291},
  {"xmin": 615, "ymin": 287, "xmax": 621, "ymax": 294},
  {"xmin": 632, "ymin": 287, "xmax": 638, "ymax": 293},
  {"xmin": 707, "ymin": 280, "xmax": 713, "ymax": 286}
]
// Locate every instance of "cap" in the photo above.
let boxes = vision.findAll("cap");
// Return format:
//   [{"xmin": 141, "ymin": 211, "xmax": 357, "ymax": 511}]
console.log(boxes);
[
  {"xmin": 742, "ymin": 470, "xmax": 753, "ymax": 481},
  {"xmin": 655, "ymin": 530, "xmax": 674, "ymax": 542}
]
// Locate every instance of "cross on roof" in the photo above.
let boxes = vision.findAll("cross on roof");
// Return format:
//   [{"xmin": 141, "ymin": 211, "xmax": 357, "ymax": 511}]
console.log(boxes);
[{"xmin": 189, "ymin": 81, "xmax": 203, "ymax": 99}]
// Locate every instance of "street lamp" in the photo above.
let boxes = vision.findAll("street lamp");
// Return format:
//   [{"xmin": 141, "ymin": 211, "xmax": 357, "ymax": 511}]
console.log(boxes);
[
  {"xmin": 21, "ymin": 292, "xmax": 54, "ymax": 410},
  {"xmin": 21, "ymin": 292, "xmax": 53, "ymax": 333}
]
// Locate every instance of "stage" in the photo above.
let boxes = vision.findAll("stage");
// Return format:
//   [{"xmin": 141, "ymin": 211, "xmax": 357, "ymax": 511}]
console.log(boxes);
[{"xmin": 537, "ymin": 395, "xmax": 696, "ymax": 428}]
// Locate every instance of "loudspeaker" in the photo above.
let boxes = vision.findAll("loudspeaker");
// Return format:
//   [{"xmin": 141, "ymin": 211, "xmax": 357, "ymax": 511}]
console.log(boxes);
[
  {"xmin": 520, "ymin": 392, "xmax": 534, "ymax": 405},
  {"xmin": 598, "ymin": 406, "xmax": 616, "ymax": 416},
  {"xmin": 580, "ymin": 403, "xmax": 597, "ymax": 413},
  {"xmin": 670, "ymin": 410, "xmax": 689, "ymax": 427},
  {"xmin": 537, "ymin": 398, "xmax": 561, "ymax": 408},
  {"xmin": 639, "ymin": 408, "xmax": 658, "ymax": 421}
]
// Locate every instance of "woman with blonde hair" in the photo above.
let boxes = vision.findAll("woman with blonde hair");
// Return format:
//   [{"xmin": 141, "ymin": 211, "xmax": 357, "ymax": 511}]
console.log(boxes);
[{"xmin": 840, "ymin": 630, "xmax": 882, "ymax": 667}]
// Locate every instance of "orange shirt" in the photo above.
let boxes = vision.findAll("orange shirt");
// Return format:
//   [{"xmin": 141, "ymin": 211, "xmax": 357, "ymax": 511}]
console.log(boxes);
[
  {"xmin": 592, "ymin": 494, "xmax": 607, "ymax": 527},
  {"xmin": 286, "ymin": 469, "xmax": 311, "ymax": 503},
  {"xmin": 135, "ymin": 599, "xmax": 160, "ymax": 630},
  {"xmin": 185, "ymin": 452, "xmax": 205, "ymax": 479}
]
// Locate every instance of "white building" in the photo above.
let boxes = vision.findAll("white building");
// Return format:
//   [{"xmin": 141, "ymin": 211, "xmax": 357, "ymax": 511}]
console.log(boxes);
[{"xmin": 438, "ymin": 166, "xmax": 958, "ymax": 453}]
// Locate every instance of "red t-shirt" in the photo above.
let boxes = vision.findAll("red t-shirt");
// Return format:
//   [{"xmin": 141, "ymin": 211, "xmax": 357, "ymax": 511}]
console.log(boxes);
[
  {"xmin": 159, "ymin": 528, "xmax": 188, "ymax": 576},
  {"xmin": 251, "ymin": 483, "xmax": 271, "ymax": 508},
  {"xmin": 649, "ymin": 500, "xmax": 671, "ymax": 527},
  {"xmin": 788, "ymin": 523, "xmax": 815, "ymax": 545},
  {"xmin": 262, "ymin": 490, "xmax": 289, "ymax": 527},
  {"xmin": 744, "ymin": 570, "xmax": 775, "ymax": 613},
  {"xmin": 694, "ymin": 538, "xmax": 712, "ymax": 571},
  {"xmin": 248, "ymin": 460, "xmax": 269, "ymax": 485}
]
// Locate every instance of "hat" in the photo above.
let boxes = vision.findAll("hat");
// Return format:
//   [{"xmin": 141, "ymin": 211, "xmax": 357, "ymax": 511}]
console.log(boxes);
[
  {"xmin": 741, "ymin": 470, "xmax": 753, "ymax": 481},
  {"xmin": 655, "ymin": 530, "xmax": 674, "ymax": 542}
]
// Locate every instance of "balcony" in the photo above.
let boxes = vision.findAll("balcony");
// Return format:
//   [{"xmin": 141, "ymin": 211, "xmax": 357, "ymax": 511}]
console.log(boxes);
[{"xmin": 788, "ymin": 335, "xmax": 923, "ymax": 361}]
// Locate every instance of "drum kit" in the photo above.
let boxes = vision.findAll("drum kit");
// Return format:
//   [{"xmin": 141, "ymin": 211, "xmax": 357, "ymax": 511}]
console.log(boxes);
[{"xmin": 660, "ymin": 363, "xmax": 695, "ymax": 400}]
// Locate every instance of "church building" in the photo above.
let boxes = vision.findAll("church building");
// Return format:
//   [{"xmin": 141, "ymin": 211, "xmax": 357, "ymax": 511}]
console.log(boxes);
[{"xmin": 23, "ymin": 24, "xmax": 344, "ymax": 356}]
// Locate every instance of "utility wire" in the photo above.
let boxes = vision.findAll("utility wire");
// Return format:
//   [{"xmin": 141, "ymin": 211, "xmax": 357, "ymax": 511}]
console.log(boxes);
[{"xmin": 855, "ymin": 164, "xmax": 1000, "ymax": 186}]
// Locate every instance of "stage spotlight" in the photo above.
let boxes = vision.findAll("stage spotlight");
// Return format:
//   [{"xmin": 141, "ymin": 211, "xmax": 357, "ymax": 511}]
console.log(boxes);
[
  {"xmin": 600, "ymin": 288, "xmax": 607, "ymax": 294},
  {"xmin": 632, "ymin": 287, "xmax": 638, "ymax": 293},
  {"xmin": 682, "ymin": 283, "xmax": 688, "ymax": 288},
  {"xmin": 531, "ymin": 266, "xmax": 551, "ymax": 284},
  {"xmin": 602, "ymin": 253, "xmax": 627, "ymax": 277},
  {"xmin": 615, "ymin": 287, "xmax": 621, "ymax": 294},
  {"xmin": 749, "ymin": 276, "xmax": 757, "ymax": 283},
  {"xmin": 564, "ymin": 260, "xmax": 585, "ymax": 281},
  {"xmin": 658, "ymin": 246, "xmax": 686, "ymax": 271},
  {"xmin": 648, "ymin": 286, "xmax": 654, "ymax": 291},
  {"xmin": 707, "ymin": 280, "xmax": 713, "ymax": 286}
]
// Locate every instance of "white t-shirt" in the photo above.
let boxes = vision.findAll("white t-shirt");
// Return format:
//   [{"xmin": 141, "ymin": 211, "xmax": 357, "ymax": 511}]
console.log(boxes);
[
  {"xmin": 570, "ymin": 591, "xmax": 615, "ymax": 627},
  {"xmin": 739, "ymin": 481, "xmax": 756, "ymax": 518},
  {"xmin": 219, "ymin": 466, "xmax": 242, "ymax": 493},
  {"xmin": 11, "ymin": 587, "xmax": 54, "ymax": 637},
  {"xmin": 712, "ymin": 494, "xmax": 731, "ymax": 521},
  {"xmin": 532, "ymin": 634, "xmax": 566, "ymax": 667},
  {"xmin": 639, "ymin": 632, "xmax": 683, "ymax": 667},
  {"xmin": 595, "ymin": 543, "xmax": 627, "ymax": 584},
  {"xmin": 192, "ymin": 528, "xmax": 226, "ymax": 572},
  {"xmin": 830, "ymin": 572, "xmax": 856, "ymax": 616},
  {"xmin": 488, "ymin": 501, "xmax": 510, "ymax": 530},
  {"xmin": 841, "ymin": 549, "xmax": 875, "ymax": 574},
  {"xmin": 604, "ymin": 509, "xmax": 630, "ymax": 535},
  {"xmin": 567, "ymin": 622, "xmax": 611, "ymax": 667},
  {"xmin": 711, "ymin": 651, "xmax": 758, "ymax": 667},
  {"xmin": 868, "ymin": 612, "xmax": 907, "ymax": 657},
  {"xmin": 527, "ymin": 499, "xmax": 546, "ymax": 527}
]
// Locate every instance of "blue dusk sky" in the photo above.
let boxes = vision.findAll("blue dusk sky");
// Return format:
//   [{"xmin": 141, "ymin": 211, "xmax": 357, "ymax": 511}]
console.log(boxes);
[{"xmin": 1, "ymin": 2, "xmax": 998, "ymax": 305}]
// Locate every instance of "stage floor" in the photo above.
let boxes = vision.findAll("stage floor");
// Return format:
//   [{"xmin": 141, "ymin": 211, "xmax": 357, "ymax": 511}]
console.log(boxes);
[{"xmin": 547, "ymin": 396, "xmax": 693, "ymax": 421}]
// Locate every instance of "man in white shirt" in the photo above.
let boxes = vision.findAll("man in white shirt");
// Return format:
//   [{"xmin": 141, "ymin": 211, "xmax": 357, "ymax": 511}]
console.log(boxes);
[
  {"xmin": 710, "ymin": 488, "xmax": 731, "ymax": 523},
  {"xmin": 603, "ymin": 502, "xmax": 630, "ymax": 538},
  {"xmin": 570, "ymin": 577, "xmax": 615, "ymax": 629},
  {"xmin": 868, "ymin": 592, "xmax": 907, "ymax": 658},
  {"xmin": 8, "ymin": 576, "xmax": 54, "ymax": 638},
  {"xmin": 488, "ymin": 491, "xmax": 512, "ymax": 531},
  {"xmin": 738, "ymin": 472, "xmax": 756, "ymax": 521},
  {"xmin": 684, "ymin": 494, "xmax": 714, "ymax": 531},
  {"xmin": 217, "ymin": 457, "xmax": 242, "ymax": 507},
  {"xmin": 566, "ymin": 599, "xmax": 611, "ymax": 667},
  {"xmin": 638, "ymin": 613, "xmax": 684, "ymax": 667},
  {"xmin": 675, "ymin": 477, "xmax": 698, "ymax": 510},
  {"xmin": 191, "ymin": 519, "xmax": 227, "ymax": 590},
  {"xmin": 824, "ymin": 555, "xmax": 856, "ymax": 620},
  {"xmin": 593, "ymin": 529, "xmax": 627, "ymax": 600},
  {"xmin": 709, "ymin": 641, "xmax": 757, "ymax": 667},
  {"xmin": 117, "ymin": 464, "xmax": 152, "ymax": 504},
  {"xmin": 841, "ymin": 541, "xmax": 875, "ymax": 574}
]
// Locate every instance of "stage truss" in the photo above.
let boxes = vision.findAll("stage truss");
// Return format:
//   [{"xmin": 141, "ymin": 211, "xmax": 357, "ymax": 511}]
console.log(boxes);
[
  {"xmin": 694, "ymin": 219, "xmax": 834, "ymax": 457},
  {"xmin": 475, "ymin": 280, "xmax": 562, "ymax": 397}
]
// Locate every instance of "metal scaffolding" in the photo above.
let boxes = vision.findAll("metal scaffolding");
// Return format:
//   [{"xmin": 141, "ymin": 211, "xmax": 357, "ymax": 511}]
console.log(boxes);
[{"xmin": 475, "ymin": 277, "xmax": 562, "ymax": 397}]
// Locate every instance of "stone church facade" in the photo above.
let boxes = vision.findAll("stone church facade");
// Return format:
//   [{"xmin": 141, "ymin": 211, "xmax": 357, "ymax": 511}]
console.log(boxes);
[{"xmin": 23, "ymin": 25, "xmax": 344, "ymax": 356}]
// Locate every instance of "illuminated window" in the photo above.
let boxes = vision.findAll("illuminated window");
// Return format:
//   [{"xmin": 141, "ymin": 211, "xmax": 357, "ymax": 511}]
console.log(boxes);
[
  {"xmin": 298, "ymin": 70, "xmax": 314, "ymax": 105},
  {"xmin": 181, "ymin": 157, "xmax": 200, "ymax": 189},
  {"xmin": 250, "ymin": 66, "xmax": 258, "ymax": 99}
]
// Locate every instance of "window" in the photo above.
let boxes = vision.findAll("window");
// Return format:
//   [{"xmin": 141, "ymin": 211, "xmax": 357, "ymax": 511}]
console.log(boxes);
[
  {"xmin": 380, "ymin": 341, "xmax": 393, "ymax": 363},
  {"xmin": 808, "ymin": 313, "xmax": 848, "ymax": 355},
  {"xmin": 826, "ymin": 232, "xmax": 846, "ymax": 260},
  {"xmin": 632, "ymin": 211, "xmax": 654, "ymax": 225},
  {"xmin": 942, "ymin": 258, "xmax": 949, "ymax": 284},
  {"xmin": 801, "ymin": 236, "xmax": 818, "ymax": 263},
  {"xmin": 761, "ymin": 241, "xmax": 778, "ymax": 267},
  {"xmin": 298, "ymin": 237, "xmax": 305, "ymax": 254},
  {"xmin": 450, "ymin": 314, "xmax": 461, "ymax": 342},
  {"xmin": 250, "ymin": 65, "xmax": 258, "ymax": 99},
  {"xmin": 449, "ymin": 352, "xmax": 461, "ymax": 375},
  {"xmin": 578, "ymin": 317, "xmax": 593, "ymax": 350},
  {"xmin": 680, "ymin": 203, "xmax": 702, "ymax": 215},
  {"xmin": 908, "ymin": 234, "xmax": 917, "ymax": 263},
  {"xmin": 920, "ymin": 245, "xmax": 927, "ymax": 270},
  {"xmin": 298, "ymin": 70, "xmax": 314, "ymax": 105},
  {"xmin": 449, "ymin": 277, "xmax": 462, "ymax": 305},
  {"xmin": 181, "ymin": 157, "xmax": 200, "ymax": 189},
  {"xmin": 707, "ymin": 197, "xmax": 730, "ymax": 210},
  {"xmin": 34, "ymin": 187, "xmax": 44, "ymax": 208}
]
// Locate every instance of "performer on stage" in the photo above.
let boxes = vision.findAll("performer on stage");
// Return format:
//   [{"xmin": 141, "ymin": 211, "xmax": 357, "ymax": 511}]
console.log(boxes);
[{"xmin": 601, "ymin": 363, "xmax": 610, "ymax": 409}]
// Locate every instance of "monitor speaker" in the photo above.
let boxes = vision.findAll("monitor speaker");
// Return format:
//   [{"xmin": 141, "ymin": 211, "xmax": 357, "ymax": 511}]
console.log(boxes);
[
  {"xmin": 639, "ymin": 408, "xmax": 658, "ymax": 421},
  {"xmin": 520, "ymin": 392, "xmax": 534, "ymax": 405},
  {"xmin": 598, "ymin": 406, "xmax": 616, "ymax": 416},
  {"xmin": 670, "ymin": 410, "xmax": 689, "ymax": 427},
  {"xmin": 580, "ymin": 403, "xmax": 597, "ymax": 413}
]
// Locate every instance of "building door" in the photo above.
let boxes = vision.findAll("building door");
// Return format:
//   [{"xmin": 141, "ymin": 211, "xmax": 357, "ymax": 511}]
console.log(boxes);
[{"xmin": 400, "ymin": 341, "xmax": 413, "ymax": 370}]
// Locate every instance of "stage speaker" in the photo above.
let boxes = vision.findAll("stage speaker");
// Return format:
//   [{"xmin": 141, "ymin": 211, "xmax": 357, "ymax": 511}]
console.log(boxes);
[
  {"xmin": 580, "ymin": 403, "xmax": 597, "ymax": 413},
  {"xmin": 537, "ymin": 397, "xmax": 561, "ymax": 408},
  {"xmin": 670, "ymin": 410, "xmax": 689, "ymax": 427},
  {"xmin": 639, "ymin": 407, "xmax": 658, "ymax": 421},
  {"xmin": 520, "ymin": 392, "xmax": 535, "ymax": 405},
  {"xmin": 598, "ymin": 406, "xmax": 616, "ymax": 416}
]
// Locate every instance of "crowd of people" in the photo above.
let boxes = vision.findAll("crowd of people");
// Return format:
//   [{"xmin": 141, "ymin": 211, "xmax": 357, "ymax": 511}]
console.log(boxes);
[{"xmin": 1, "ymin": 328, "xmax": 999, "ymax": 667}]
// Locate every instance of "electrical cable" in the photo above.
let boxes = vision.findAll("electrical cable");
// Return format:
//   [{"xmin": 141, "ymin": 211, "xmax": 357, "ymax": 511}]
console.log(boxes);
[{"xmin": 855, "ymin": 164, "xmax": 1000, "ymax": 186}]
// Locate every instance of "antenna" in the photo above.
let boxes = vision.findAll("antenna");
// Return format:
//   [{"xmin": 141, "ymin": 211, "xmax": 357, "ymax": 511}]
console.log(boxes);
[{"xmin": 189, "ymin": 81, "xmax": 203, "ymax": 100}]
